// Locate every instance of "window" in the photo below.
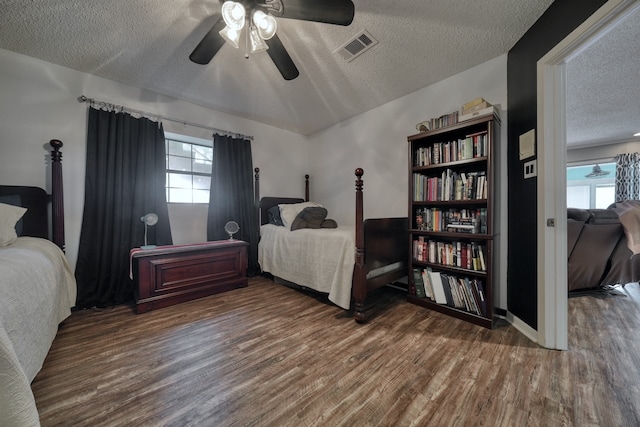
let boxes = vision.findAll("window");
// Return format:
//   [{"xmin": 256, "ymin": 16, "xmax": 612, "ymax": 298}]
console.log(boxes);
[
  {"xmin": 566, "ymin": 162, "xmax": 615, "ymax": 209},
  {"xmin": 165, "ymin": 132, "xmax": 212, "ymax": 203}
]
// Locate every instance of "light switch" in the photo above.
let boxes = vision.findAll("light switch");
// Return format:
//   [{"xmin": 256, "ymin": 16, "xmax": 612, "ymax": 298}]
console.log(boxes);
[{"xmin": 524, "ymin": 159, "xmax": 537, "ymax": 178}]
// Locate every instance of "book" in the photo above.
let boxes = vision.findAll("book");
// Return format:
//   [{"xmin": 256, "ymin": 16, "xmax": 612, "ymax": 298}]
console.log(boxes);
[
  {"xmin": 478, "ymin": 245, "xmax": 486, "ymax": 271},
  {"xmin": 422, "ymin": 268, "xmax": 434, "ymax": 300},
  {"xmin": 462, "ymin": 101, "xmax": 492, "ymax": 115},
  {"xmin": 412, "ymin": 268, "xmax": 426, "ymax": 298},
  {"xmin": 462, "ymin": 97, "xmax": 487, "ymax": 111},
  {"xmin": 439, "ymin": 273, "xmax": 455, "ymax": 307},
  {"xmin": 459, "ymin": 105, "xmax": 500, "ymax": 122},
  {"xmin": 462, "ymin": 277, "xmax": 480, "ymax": 315},
  {"xmin": 428, "ymin": 270, "xmax": 448, "ymax": 304},
  {"xmin": 473, "ymin": 280, "xmax": 487, "ymax": 316}
]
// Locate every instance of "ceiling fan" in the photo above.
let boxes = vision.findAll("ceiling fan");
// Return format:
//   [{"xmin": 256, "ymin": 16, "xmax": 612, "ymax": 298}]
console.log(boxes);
[{"xmin": 189, "ymin": 0, "xmax": 355, "ymax": 81}]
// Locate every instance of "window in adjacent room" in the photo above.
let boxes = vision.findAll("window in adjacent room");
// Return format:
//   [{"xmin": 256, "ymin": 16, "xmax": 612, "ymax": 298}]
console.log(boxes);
[
  {"xmin": 566, "ymin": 162, "xmax": 616, "ymax": 209},
  {"xmin": 165, "ymin": 132, "xmax": 212, "ymax": 203}
]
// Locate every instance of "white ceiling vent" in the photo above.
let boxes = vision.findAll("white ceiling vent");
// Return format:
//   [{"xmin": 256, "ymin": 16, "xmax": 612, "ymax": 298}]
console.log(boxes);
[{"xmin": 335, "ymin": 30, "xmax": 378, "ymax": 62}]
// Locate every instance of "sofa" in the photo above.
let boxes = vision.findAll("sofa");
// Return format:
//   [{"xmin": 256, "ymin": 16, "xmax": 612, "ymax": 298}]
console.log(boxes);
[{"xmin": 567, "ymin": 202, "xmax": 640, "ymax": 292}]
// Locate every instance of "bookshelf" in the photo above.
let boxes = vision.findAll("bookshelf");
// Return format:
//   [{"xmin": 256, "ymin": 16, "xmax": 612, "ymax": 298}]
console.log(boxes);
[{"xmin": 407, "ymin": 113, "xmax": 500, "ymax": 328}]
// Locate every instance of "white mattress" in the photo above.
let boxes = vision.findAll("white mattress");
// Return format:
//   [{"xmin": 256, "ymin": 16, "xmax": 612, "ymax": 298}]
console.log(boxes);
[{"xmin": 258, "ymin": 224, "xmax": 355, "ymax": 309}]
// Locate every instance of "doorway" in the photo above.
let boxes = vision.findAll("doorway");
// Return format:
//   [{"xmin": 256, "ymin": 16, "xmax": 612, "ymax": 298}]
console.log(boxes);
[{"xmin": 536, "ymin": 0, "xmax": 640, "ymax": 349}]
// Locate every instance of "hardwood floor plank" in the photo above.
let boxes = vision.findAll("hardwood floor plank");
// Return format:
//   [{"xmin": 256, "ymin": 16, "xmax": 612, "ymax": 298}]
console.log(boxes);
[{"xmin": 30, "ymin": 278, "xmax": 640, "ymax": 426}]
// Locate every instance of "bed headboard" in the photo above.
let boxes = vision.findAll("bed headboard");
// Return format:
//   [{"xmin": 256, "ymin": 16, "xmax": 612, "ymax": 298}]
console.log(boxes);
[
  {"xmin": 0, "ymin": 186, "xmax": 49, "ymax": 239},
  {"xmin": 254, "ymin": 168, "xmax": 310, "ymax": 226},
  {"xmin": 259, "ymin": 197, "xmax": 305, "ymax": 225},
  {"xmin": 0, "ymin": 140, "xmax": 65, "ymax": 249}
]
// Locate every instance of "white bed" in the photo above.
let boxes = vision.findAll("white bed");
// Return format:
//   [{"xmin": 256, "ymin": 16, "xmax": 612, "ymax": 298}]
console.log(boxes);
[
  {"xmin": 255, "ymin": 170, "xmax": 409, "ymax": 323},
  {"xmin": 0, "ymin": 236, "xmax": 76, "ymax": 424},
  {"xmin": 258, "ymin": 223, "xmax": 356, "ymax": 309}
]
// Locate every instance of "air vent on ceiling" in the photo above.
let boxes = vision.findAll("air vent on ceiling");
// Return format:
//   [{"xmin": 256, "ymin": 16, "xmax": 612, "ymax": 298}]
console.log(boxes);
[{"xmin": 335, "ymin": 30, "xmax": 378, "ymax": 62}]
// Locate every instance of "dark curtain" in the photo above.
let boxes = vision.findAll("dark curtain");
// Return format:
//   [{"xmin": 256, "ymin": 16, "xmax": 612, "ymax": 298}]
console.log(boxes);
[
  {"xmin": 207, "ymin": 134, "xmax": 258, "ymax": 276},
  {"xmin": 75, "ymin": 108, "xmax": 172, "ymax": 308}
]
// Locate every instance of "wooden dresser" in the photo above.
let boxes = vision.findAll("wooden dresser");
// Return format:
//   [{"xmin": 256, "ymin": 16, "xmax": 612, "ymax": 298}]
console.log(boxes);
[{"xmin": 132, "ymin": 240, "xmax": 249, "ymax": 313}]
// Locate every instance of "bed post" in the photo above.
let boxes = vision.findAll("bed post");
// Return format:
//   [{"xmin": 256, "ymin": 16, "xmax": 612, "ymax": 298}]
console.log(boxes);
[
  {"xmin": 50, "ymin": 139, "xmax": 65, "ymax": 251},
  {"xmin": 353, "ymin": 168, "xmax": 367, "ymax": 323},
  {"xmin": 254, "ymin": 167, "xmax": 260, "ymax": 236},
  {"xmin": 304, "ymin": 174, "xmax": 309, "ymax": 202}
]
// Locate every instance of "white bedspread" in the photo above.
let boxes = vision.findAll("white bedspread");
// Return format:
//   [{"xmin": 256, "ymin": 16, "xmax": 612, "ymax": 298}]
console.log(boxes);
[
  {"xmin": 0, "ymin": 237, "xmax": 77, "ymax": 426},
  {"xmin": 258, "ymin": 224, "xmax": 355, "ymax": 309}
]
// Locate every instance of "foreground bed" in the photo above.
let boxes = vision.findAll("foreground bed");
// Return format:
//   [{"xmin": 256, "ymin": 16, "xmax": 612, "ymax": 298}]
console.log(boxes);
[
  {"xmin": 256, "ymin": 168, "xmax": 408, "ymax": 322},
  {"xmin": 0, "ymin": 141, "xmax": 76, "ymax": 426}
]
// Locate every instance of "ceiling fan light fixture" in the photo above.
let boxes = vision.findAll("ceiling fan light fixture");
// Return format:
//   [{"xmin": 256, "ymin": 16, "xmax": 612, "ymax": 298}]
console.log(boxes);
[
  {"xmin": 219, "ymin": 26, "xmax": 242, "ymax": 49},
  {"xmin": 585, "ymin": 164, "xmax": 610, "ymax": 179},
  {"xmin": 249, "ymin": 26, "xmax": 269, "ymax": 53},
  {"xmin": 253, "ymin": 10, "xmax": 277, "ymax": 40},
  {"xmin": 221, "ymin": 1, "xmax": 246, "ymax": 31}
]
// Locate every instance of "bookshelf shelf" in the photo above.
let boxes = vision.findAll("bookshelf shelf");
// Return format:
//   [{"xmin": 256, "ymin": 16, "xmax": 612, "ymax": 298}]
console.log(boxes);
[
  {"xmin": 407, "ymin": 113, "xmax": 500, "ymax": 328},
  {"xmin": 413, "ymin": 156, "xmax": 487, "ymax": 171}
]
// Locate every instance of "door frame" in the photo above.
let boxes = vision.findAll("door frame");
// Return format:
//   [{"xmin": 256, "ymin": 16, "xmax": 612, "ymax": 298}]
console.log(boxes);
[{"xmin": 536, "ymin": 0, "xmax": 640, "ymax": 349}]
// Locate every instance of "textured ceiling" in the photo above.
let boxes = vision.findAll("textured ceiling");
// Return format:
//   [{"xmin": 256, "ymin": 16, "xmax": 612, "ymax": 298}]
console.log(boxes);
[
  {"xmin": 566, "ymin": 5, "xmax": 640, "ymax": 147},
  {"xmin": 2, "ymin": 0, "xmax": 635, "ymax": 145}
]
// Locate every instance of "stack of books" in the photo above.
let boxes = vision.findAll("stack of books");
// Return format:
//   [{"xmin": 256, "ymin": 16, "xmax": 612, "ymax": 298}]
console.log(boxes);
[{"xmin": 459, "ymin": 98, "xmax": 499, "ymax": 122}]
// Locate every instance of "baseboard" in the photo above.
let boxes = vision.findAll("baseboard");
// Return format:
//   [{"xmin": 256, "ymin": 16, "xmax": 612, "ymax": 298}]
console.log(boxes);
[{"xmin": 506, "ymin": 311, "xmax": 538, "ymax": 344}]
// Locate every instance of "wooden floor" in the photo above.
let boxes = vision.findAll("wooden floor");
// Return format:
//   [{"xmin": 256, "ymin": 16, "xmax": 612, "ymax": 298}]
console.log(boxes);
[{"xmin": 32, "ymin": 277, "xmax": 640, "ymax": 427}]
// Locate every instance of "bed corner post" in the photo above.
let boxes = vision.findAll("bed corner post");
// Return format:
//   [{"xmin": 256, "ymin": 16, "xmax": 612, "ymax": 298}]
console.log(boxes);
[
  {"xmin": 353, "ymin": 168, "xmax": 367, "ymax": 323},
  {"xmin": 255, "ymin": 167, "xmax": 260, "ymax": 231},
  {"xmin": 50, "ymin": 139, "xmax": 65, "ymax": 252},
  {"xmin": 304, "ymin": 174, "xmax": 310, "ymax": 202}
]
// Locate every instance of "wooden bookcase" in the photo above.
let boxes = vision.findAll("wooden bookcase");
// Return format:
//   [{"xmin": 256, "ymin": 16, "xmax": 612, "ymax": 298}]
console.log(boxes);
[{"xmin": 406, "ymin": 113, "xmax": 500, "ymax": 328}]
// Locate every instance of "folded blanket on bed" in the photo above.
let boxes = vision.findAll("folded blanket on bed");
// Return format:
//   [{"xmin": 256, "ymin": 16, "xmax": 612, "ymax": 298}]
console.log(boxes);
[{"xmin": 613, "ymin": 200, "xmax": 640, "ymax": 256}]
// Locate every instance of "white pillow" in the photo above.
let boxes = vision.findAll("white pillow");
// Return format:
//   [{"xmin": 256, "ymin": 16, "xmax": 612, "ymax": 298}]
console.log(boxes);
[
  {"xmin": 279, "ymin": 202, "xmax": 322, "ymax": 229},
  {"xmin": 0, "ymin": 202, "xmax": 27, "ymax": 246}
]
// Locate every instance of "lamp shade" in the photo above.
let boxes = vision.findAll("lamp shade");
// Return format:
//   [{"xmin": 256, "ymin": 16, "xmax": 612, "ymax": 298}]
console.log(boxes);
[
  {"xmin": 253, "ymin": 10, "xmax": 277, "ymax": 40},
  {"xmin": 221, "ymin": 1, "xmax": 246, "ymax": 31},
  {"xmin": 219, "ymin": 26, "xmax": 242, "ymax": 49},
  {"xmin": 141, "ymin": 213, "xmax": 158, "ymax": 226}
]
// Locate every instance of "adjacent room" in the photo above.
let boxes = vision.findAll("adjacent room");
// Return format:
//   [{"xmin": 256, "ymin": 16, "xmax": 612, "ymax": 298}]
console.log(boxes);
[{"xmin": 1, "ymin": 0, "xmax": 640, "ymax": 425}]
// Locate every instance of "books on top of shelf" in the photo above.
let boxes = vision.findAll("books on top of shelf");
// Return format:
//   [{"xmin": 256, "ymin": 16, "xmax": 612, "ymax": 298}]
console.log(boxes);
[
  {"xmin": 462, "ymin": 101, "xmax": 492, "ymax": 116},
  {"xmin": 460, "ymin": 105, "xmax": 500, "ymax": 122},
  {"xmin": 461, "ymin": 97, "xmax": 492, "ymax": 115},
  {"xmin": 462, "ymin": 97, "xmax": 487, "ymax": 111}
]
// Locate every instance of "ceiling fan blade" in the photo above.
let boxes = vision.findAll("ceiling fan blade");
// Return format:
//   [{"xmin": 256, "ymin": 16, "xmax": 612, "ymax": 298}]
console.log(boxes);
[
  {"xmin": 265, "ymin": 35, "xmax": 300, "ymax": 81},
  {"xmin": 264, "ymin": 0, "xmax": 354, "ymax": 26},
  {"xmin": 189, "ymin": 17, "xmax": 227, "ymax": 65}
]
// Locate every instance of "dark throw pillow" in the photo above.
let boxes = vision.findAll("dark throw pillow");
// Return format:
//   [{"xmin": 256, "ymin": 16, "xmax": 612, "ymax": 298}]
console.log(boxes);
[
  {"xmin": 320, "ymin": 219, "xmax": 338, "ymax": 228},
  {"xmin": 291, "ymin": 207, "xmax": 328, "ymax": 231},
  {"xmin": 267, "ymin": 205, "xmax": 284, "ymax": 226}
]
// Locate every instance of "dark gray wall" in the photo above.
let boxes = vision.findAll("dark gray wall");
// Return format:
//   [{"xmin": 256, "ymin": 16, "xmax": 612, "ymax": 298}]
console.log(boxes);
[{"xmin": 506, "ymin": 0, "xmax": 608, "ymax": 328}]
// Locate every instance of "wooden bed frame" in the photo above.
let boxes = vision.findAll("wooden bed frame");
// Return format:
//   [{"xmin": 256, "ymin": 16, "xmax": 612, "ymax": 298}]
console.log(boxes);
[
  {"xmin": 0, "ymin": 139, "xmax": 65, "ymax": 249},
  {"xmin": 254, "ymin": 167, "xmax": 408, "ymax": 322}
]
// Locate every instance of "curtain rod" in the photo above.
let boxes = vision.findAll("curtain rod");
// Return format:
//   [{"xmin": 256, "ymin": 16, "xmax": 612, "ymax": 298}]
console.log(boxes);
[{"xmin": 77, "ymin": 95, "xmax": 253, "ymax": 141}]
